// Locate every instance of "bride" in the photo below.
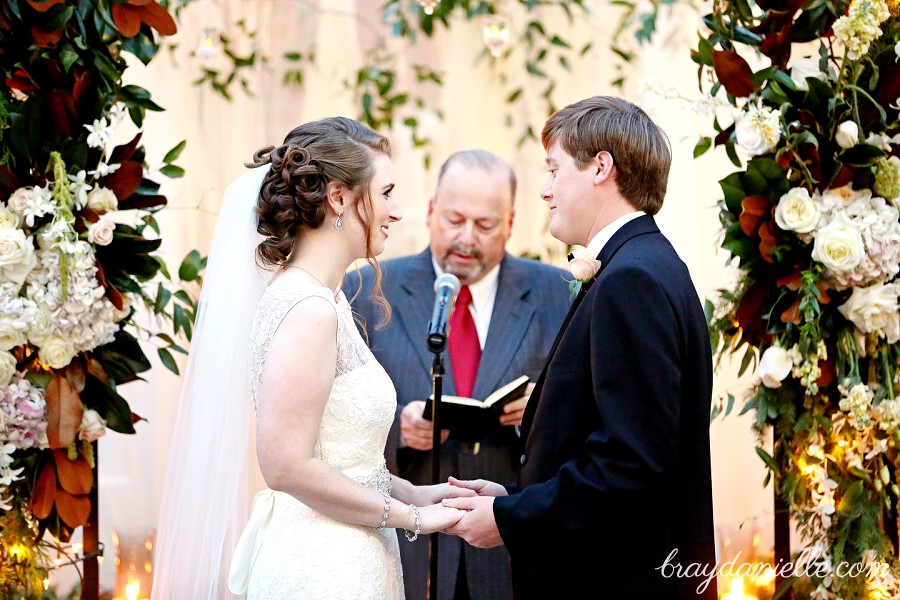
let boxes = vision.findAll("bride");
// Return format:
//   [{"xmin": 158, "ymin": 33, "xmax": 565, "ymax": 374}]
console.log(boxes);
[{"xmin": 152, "ymin": 117, "xmax": 468, "ymax": 599}]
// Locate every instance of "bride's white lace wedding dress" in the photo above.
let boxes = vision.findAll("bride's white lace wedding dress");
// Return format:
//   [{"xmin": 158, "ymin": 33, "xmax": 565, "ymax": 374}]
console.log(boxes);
[{"xmin": 230, "ymin": 277, "xmax": 405, "ymax": 600}]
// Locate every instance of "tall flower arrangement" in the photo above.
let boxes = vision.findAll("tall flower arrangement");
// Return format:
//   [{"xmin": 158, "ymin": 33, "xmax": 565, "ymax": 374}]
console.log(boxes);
[
  {"xmin": 0, "ymin": 1, "xmax": 198, "ymax": 595},
  {"xmin": 696, "ymin": 0, "xmax": 900, "ymax": 597}
]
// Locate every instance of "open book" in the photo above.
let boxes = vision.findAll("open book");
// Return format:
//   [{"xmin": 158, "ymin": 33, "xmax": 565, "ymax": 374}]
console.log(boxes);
[{"xmin": 422, "ymin": 375, "xmax": 530, "ymax": 442}]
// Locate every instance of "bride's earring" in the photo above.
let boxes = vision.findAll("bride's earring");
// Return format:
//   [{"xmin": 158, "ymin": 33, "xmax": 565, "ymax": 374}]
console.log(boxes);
[{"xmin": 335, "ymin": 210, "xmax": 343, "ymax": 230}]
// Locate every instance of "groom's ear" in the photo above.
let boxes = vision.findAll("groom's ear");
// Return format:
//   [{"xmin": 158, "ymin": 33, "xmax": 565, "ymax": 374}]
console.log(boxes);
[{"xmin": 592, "ymin": 151, "xmax": 616, "ymax": 186}]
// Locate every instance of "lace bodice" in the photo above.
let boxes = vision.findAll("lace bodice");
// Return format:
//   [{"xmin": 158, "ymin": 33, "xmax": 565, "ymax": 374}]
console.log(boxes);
[{"xmin": 248, "ymin": 276, "xmax": 397, "ymax": 474}]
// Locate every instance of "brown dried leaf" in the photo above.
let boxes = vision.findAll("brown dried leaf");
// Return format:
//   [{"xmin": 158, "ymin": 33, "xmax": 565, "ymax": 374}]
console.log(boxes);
[
  {"xmin": 53, "ymin": 449, "xmax": 93, "ymax": 495},
  {"xmin": 713, "ymin": 50, "xmax": 757, "ymax": 98},
  {"xmin": 29, "ymin": 460, "xmax": 57, "ymax": 519},
  {"xmin": 45, "ymin": 374, "xmax": 84, "ymax": 449},
  {"xmin": 55, "ymin": 489, "xmax": 91, "ymax": 528}
]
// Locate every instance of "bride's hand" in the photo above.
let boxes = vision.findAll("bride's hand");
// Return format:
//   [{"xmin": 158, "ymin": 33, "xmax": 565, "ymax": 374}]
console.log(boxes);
[
  {"xmin": 417, "ymin": 482, "xmax": 477, "ymax": 505},
  {"xmin": 417, "ymin": 503, "xmax": 464, "ymax": 535}
]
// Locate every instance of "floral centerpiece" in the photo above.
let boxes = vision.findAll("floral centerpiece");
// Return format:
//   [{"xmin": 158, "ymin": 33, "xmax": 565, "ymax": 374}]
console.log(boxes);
[
  {"xmin": 0, "ymin": 1, "xmax": 199, "ymax": 596},
  {"xmin": 695, "ymin": 0, "xmax": 900, "ymax": 597}
]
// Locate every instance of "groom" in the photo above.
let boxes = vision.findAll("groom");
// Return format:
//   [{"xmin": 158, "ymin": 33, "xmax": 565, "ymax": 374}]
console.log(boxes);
[{"xmin": 444, "ymin": 96, "xmax": 718, "ymax": 599}]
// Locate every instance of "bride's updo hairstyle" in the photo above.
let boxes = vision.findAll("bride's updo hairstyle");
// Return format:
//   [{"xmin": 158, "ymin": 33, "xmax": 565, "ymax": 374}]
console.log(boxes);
[{"xmin": 247, "ymin": 116, "xmax": 392, "ymax": 322}]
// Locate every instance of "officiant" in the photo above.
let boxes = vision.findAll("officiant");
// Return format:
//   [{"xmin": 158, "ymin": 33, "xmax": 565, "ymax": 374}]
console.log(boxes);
[{"xmin": 343, "ymin": 149, "xmax": 570, "ymax": 600}]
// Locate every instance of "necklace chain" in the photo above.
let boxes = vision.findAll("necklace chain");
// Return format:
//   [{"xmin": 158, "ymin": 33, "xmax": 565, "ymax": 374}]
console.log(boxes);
[{"xmin": 282, "ymin": 265, "xmax": 339, "ymax": 297}]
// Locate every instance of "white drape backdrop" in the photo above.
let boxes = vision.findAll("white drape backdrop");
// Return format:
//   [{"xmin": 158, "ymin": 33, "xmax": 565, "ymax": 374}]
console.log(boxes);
[{"xmin": 51, "ymin": 0, "xmax": 774, "ymax": 591}]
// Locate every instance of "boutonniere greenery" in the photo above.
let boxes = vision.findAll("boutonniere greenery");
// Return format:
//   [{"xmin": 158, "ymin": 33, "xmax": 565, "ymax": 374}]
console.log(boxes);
[{"xmin": 567, "ymin": 250, "xmax": 602, "ymax": 299}]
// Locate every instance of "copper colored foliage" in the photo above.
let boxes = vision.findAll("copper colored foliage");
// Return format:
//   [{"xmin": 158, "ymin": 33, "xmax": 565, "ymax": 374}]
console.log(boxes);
[
  {"xmin": 111, "ymin": 0, "xmax": 177, "ymax": 38},
  {"xmin": 713, "ymin": 50, "xmax": 758, "ymax": 98},
  {"xmin": 45, "ymin": 373, "xmax": 84, "ymax": 449}
]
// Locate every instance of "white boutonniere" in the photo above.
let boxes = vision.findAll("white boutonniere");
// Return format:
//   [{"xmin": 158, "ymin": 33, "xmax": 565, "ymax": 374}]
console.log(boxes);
[{"xmin": 567, "ymin": 250, "xmax": 602, "ymax": 299}]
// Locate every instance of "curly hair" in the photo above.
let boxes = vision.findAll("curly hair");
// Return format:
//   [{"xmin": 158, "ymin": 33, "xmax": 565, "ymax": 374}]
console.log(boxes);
[{"xmin": 246, "ymin": 116, "xmax": 392, "ymax": 323}]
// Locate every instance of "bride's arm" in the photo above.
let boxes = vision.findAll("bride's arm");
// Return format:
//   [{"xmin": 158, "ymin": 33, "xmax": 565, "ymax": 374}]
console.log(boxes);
[{"xmin": 256, "ymin": 297, "xmax": 461, "ymax": 534}]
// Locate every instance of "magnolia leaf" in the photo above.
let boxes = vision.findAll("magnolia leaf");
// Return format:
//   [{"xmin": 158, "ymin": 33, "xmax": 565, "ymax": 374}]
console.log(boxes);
[
  {"xmin": 52, "ymin": 449, "xmax": 93, "ymax": 495},
  {"xmin": 55, "ymin": 489, "xmax": 91, "ymax": 528},
  {"xmin": 140, "ymin": 1, "xmax": 177, "ymax": 36},
  {"xmin": 30, "ymin": 460, "xmax": 57, "ymax": 519},
  {"xmin": 712, "ymin": 50, "xmax": 756, "ymax": 98},
  {"xmin": 45, "ymin": 373, "xmax": 84, "ymax": 449},
  {"xmin": 82, "ymin": 374, "xmax": 136, "ymax": 434}
]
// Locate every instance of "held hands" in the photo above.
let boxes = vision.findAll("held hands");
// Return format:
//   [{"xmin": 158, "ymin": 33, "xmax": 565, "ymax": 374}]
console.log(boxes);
[
  {"xmin": 400, "ymin": 401, "xmax": 450, "ymax": 450},
  {"xmin": 447, "ymin": 476, "xmax": 508, "ymax": 497},
  {"xmin": 418, "ymin": 503, "xmax": 465, "ymax": 535},
  {"xmin": 418, "ymin": 481, "xmax": 477, "ymax": 506},
  {"xmin": 441, "ymin": 496, "xmax": 503, "ymax": 548},
  {"xmin": 498, "ymin": 382, "xmax": 535, "ymax": 427}
]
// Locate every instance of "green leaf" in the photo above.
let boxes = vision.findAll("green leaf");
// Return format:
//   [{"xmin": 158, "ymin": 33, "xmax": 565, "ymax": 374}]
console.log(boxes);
[
  {"xmin": 693, "ymin": 136, "xmax": 712, "ymax": 158},
  {"xmin": 159, "ymin": 164, "xmax": 185, "ymax": 178},
  {"xmin": 755, "ymin": 446, "xmax": 780, "ymax": 475},
  {"xmin": 840, "ymin": 143, "xmax": 886, "ymax": 167},
  {"xmin": 81, "ymin": 374, "xmax": 136, "ymax": 434},
  {"xmin": 153, "ymin": 283, "xmax": 172, "ymax": 313},
  {"xmin": 163, "ymin": 140, "xmax": 187, "ymax": 163},
  {"xmin": 157, "ymin": 347, "xmax": 179, "ymax": 376},
  {"xmin": 178, "ymin": 250, "xmax": 205, "ymax": 282}
]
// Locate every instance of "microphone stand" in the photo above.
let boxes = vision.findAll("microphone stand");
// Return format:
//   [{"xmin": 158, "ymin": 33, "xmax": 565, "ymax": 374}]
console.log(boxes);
[{"xmin": 428, "ymin": 351, "xmax": 445, "ymax": 600}]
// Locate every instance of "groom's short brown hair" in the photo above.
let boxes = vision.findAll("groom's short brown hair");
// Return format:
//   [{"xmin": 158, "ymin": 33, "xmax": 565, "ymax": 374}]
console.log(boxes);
[{"xmin": 541, "ymin": 95, "xmax": 671, "ymax": 215}]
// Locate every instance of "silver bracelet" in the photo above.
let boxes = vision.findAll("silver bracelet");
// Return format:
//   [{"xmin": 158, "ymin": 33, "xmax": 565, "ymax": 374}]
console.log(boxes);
[
  {"xmin": 405, "ymin": 504, "xmax": 421, "ymax": 542},
  {"xmin": 377, "ymin": 491, "xmax": 391, "ymax": 530}
]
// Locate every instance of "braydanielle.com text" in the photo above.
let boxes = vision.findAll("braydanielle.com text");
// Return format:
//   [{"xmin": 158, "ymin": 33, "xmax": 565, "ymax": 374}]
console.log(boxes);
[{"xmin": 656, "ymin": 548, "xmax": 891, "ymax": 594}]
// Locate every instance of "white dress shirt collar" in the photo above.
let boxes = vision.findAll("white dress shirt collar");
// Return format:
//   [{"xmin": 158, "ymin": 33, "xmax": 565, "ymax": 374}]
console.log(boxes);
[{"xmin": 582, "ymin": 211, "xmax": 645, "ymax": 260}]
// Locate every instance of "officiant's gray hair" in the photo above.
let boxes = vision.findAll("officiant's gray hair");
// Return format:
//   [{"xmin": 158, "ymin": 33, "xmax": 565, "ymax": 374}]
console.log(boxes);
[{"xmin": 436, "ymin": 149, "xmax": 517, "ymax": 206}]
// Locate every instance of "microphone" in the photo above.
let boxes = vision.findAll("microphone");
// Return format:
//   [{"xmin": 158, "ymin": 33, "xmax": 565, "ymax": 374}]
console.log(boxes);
[{"xmin": 427, "ymin": 273, "xmax": 461, "ymax": 353}]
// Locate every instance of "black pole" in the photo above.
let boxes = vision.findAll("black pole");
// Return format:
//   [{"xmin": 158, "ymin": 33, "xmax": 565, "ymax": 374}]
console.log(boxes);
[
  {"xmin": 428, "ymin": 353, "xmax": 444, "ymax": 600},
  {"xmin": 82, "ymin": 441, "xmax": 99, "ymax": 600},
  {"xmin": 774, "ymin": 441, "xmax": 791, "ymax": 600}
]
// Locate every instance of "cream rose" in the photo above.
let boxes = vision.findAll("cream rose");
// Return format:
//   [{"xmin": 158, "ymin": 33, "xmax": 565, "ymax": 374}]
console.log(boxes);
[
  {"xmin": 812, "ymin": 212, "xmax": 865, "ymax": 272},
  {"xmin": 790, "ymin": 56, "xmax": 824, "ymax": 92},
  {"xmin": 87, "ymin": 218, "xmax": 115, "ymax": 246},
  {"xmin": 775, "ymin": 188, "xmax": 820, "ymax": 233},
  {"xmin": 27, "ymin": 307, "xmax": 54, "ymax": 347},
  {"xmin": 0, "ymin": 351, "xmax": 16, "ymax": 386},
  {"xmin": 838, "ymin": 282, "xmax": 900, "ymax": 344},
  {"xmin": 758, "ymin": 346, "xmax": 793, "ymax": 388},
  {"xmin": 835, "ymin": 121, "xmax": 859, "ymax": 149},
  {"xmin": 0, "ymin": 228, "xmax": 37, "ymax": 287},
  {"xmin": 79, "ymin": 409, "xmax": 107, "ymax": 443},
  {"xmin": 86, "ymin": 186, "xmax": 118, "ymax": 214},
  {"xmin": 0, "ymin": 318, "xmax": 27, "ymax": 351},
  {"xmin": 0, "ymin": 206, "xmax": 20, "ymax": 230},
  {"xmin": 735, "ymin": 105, "xmax": 782, "ymax": 157},
  {"xmin": 569, "ymin": 249, "xmax": 602, "ymax": 281},
  {"xmin": 7, "ymin": 188, "xmax": 31, "ymax": 214},
  {"xmin": 38, "ymin": 336, "xmax": 77, "ymax": 369}
]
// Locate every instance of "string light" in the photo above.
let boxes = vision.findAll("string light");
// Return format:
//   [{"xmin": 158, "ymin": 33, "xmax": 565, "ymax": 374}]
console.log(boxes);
[
  {"xmin": 417, "ymin": 0, "xmax": 439, "ymax": 15},
  {"xmin": 197, "ymin": 28, "xmax": 219, "ymax": 60},
  {"xmin": 482, "ymin": 15, "xmax": 511, "ymax": 58}
]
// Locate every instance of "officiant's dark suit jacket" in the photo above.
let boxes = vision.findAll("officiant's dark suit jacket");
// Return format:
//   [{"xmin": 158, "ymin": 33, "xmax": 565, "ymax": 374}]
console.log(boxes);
[
  {"xmin": 493, "ymin": 215, "xmax": 717, "ymax": 600},
  {"xmin": 344, "ymin": 248, "xmax": 570, "ymax": 600}
]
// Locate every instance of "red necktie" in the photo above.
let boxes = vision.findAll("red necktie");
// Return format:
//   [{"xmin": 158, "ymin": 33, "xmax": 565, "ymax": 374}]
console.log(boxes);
[{"xmin": 449, "ymin": 285, "xmax": 481, "ymax": 398}]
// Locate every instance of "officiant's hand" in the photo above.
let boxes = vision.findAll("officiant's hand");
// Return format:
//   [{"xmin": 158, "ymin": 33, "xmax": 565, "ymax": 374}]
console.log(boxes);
[
  {"xmin": 447, "ymin": 476, "xmax": 507, "ymax": 498},
  {"xmin": 401, "ymin": 401, "xmax": 450, "ymax": 450},
  {"xmin": 498, "ymin": 382, "xmax": 535, "ymax": 426},
  {"xmin": 441, "ymin": 496, "xmax": 503, "ymax": 548}
]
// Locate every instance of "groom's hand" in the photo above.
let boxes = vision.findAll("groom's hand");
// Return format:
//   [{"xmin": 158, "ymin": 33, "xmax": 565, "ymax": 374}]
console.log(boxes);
[
  {"xmin": 401, "ymin": 401, "xmax": 450, "ymax": 450},
  {"xmin": 447, "ymin": 476, "xmax": 507, "ymax": 497},
  {"xmin": 441, "ymin": 496, "xmax": 503, "ymax": 548}
]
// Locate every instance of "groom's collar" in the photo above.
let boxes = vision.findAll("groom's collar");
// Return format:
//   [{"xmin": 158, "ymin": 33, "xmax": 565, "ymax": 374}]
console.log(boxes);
[{"xmin": 582, "ymin": 210, "xmax": 645, "ymax": 260}]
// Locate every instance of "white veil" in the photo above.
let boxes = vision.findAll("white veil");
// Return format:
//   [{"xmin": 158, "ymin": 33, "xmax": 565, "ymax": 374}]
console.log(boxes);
[{"xmin": 152, "ymin": 166, "xmax": 271, "ymax": 599}]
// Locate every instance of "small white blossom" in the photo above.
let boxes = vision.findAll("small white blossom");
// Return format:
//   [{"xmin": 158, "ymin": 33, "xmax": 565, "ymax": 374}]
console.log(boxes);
[
  {"xmin": 835, "ymin": 120, "xmax": 860, "ymax": 149},
  {"xmin": 88, "ymin": 162, "xmax": 120, "ymax": 178},
  {"xmin": 83, "ymin": 117, "xmax": 111, "ymax": 149},
  {"xmin": 68, "ymin": 170, "xmax": 92, "ymax": 210}
]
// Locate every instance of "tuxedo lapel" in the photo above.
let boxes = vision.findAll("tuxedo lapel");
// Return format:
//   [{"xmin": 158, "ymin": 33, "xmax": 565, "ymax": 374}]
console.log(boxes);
[
  {"xmin": 519, "ymin": 215, "xmax": 660, "ymax": 439},
  {"xmin": 471, "ymin": 255, "xmax": 537, "ymax": 399},
  {"xmin": 393, "ymin": 250, "xmax": 458, "ymax": 395}
]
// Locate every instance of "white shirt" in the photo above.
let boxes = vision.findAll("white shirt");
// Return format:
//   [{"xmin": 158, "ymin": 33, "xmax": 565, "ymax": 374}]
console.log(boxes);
[
  {"xmin": 580, "ymin": 211, "xmax": 646, "ymax": 261},
  {"xmin": 431, "ymin": 257, "xmax": 500, "ymax": 350}
]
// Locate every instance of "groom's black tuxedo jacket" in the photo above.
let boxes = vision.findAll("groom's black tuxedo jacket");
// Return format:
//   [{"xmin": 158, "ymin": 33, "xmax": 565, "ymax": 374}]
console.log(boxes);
[{"xmin": 493, "ymin": 215, "xmax": 718, "ymax": 600}]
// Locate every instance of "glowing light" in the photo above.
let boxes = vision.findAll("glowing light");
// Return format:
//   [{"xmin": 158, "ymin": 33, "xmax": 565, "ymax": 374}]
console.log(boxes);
[
  {"xmin": 482, "ymin": 15, "xmax": 511, "ymax": 58},
  {"xmin": 417, "ymin": 0, "xmax": 439, "ymax": 14},
  {"xmin": 197, "ymin": 28, "xmax": 219, "ymax": 59},
  {"xmin": 721, "ymin": 576, "xmax": 758, "ymax": 600},
  {"xmin": 8, "ymin": 543, "xmax": 27, "ymax": 561},
  {"xmin": 125, "ymin": 580, "xmax": 140, "ymax": 600}
]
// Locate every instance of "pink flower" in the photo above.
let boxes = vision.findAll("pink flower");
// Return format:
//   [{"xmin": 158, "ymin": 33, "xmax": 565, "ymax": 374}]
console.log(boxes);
[
  {"xmin": 568, "ymin": 250, "xmax": 601, "ymax": 281},
  {"xmin": 87, "ymin": 218, "xmax": 115, "ymax": 246}
]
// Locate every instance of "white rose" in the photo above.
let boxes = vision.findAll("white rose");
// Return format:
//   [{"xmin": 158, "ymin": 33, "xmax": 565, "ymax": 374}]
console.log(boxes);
[
  {"xmin": 812, "ymin": 212, "xmax": 865, "ymax": 272},
  {"xmin": 86, "ymin": 186, "xmax": 118, "ymax": 214},
  {"xmin": 0, "ymin": 228, "xmax": 37, "ymax": 287},
  {"xmin": 758, "ymin": 346, "xmax": 793, "ymax": 388},
  {"xmin": 0, "ymin": 206, "xmax": 20, "ymax": 230},
  {"xmin": 0, "ymin": 351, "xmax": 16, "ymax": 386},
  {"xmin": 0, "ymin": 318, "xmax": 27, "ymax": 351},
  {"xmin": 79, "ymin": 409, "xmax": 107, "ymax": 443},
  {"xmin": 87, "ymin": 219, "xmax": 115, "ymax": 246},
  {"xmin": 38, "ymin": 336, "xmax": 77, "ymax": 369},
  {"xmin": 775, "ymin": 188, "xmax": 820, "ymax": 233},
  {"xmin": 838, "ymin": 282, "xmax": 900, "ymax": 344},
  {"xmin": 8, "ymin": 188, "xmax": 31, "ymax": 214},
  {"xmin": 790, "ymin": 56, "xmax": 824, "ymax": 92},
  {"xmin": 835, "ymin": 121, "xmax": 859, "ymax": 149},
  {"xmin": 735, "ymin": 105, "xmax": 782, "ymax": 157},
  {"xmin": 568, "ymin": 249, "xmax": 602, "ymax": 281}
]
